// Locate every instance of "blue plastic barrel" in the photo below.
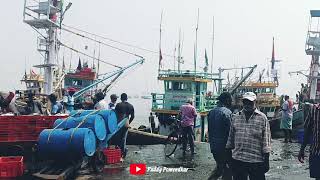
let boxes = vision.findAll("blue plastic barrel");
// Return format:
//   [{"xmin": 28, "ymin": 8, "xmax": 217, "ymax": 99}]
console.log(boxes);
[
  {"xmin": 106, "ymin": 110, "xmax": 118, "ymax": 133},
  {"xmin": 69, "ymin": 109, "xmax": 118, "ymax": 134},
  {"xmin": 55, "ymin": 115, "xmax": 107, "ymax": 141},
  {"xmin": 38, "ymin": 128, "xmax": 96, "ymax": 160}
]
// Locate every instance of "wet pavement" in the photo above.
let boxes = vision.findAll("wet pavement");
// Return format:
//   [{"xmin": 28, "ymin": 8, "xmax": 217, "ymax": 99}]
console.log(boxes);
[{"xmin": 76, "ymin": 139, "xmax": 312, "ymax": 180}]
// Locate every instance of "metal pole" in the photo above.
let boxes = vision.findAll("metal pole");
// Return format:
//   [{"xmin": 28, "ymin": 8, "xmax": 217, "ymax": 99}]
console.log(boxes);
[
  {"xmin": 158, "ymin": 11, "xmax": 163, "ymax": 74},
  {"xmin": 194, "ymin": 9, "xmax": 199, "ymax": 74},
  {"xmin": 211, "ymin": 16, "xmax": 214, "ymax": 74},
  {"xmin": 178, "ymin": 29, "xmax": 181, "ymax": 73},
  {"xmin": 44, "ymin": 28, "xmax": 56, "ymax": 94}
]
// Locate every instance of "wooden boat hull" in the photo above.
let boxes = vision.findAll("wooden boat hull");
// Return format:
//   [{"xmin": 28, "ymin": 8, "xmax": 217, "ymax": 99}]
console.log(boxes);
[{"xmin": 127, "ymin": 129, "xmax": 167, "ymax": 145}]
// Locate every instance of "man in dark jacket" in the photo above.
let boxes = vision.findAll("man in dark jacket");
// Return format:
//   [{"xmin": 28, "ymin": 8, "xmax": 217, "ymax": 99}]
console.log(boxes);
[
  {"xmin": 115, "ymin": 93, "xmax": 134, "ymax": 158},
  {"xmin": 207, "ymin": 92, "xmax": 232, "ymax": 178}
]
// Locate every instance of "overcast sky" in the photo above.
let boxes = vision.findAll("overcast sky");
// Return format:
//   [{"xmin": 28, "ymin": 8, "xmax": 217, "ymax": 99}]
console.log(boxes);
[{"xmin": 1, "ymin": 0, "xmax": 320, "ymax": 98}]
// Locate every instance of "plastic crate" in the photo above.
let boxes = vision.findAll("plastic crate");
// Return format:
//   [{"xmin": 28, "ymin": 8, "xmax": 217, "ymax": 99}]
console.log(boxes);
[
  {"xmin": 103, "ymin": 147, "xmax": 121, "ymax": 164},
  {"xmin": 0, "ymin": 115, "xmax": 67, "ymax": 143},
  {"xmin": 0, "ymin": 156, "xmax": 24, "ymax": 178}
]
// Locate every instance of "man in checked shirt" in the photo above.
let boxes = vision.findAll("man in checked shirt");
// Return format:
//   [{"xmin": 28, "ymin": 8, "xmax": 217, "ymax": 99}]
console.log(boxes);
[{"xmin": 226, "ymin": 92, "xmax": 271, "ymax": 180}]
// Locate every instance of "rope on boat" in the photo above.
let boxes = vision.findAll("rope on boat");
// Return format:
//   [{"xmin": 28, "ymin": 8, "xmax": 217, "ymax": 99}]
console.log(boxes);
[
  {"xmin": 62, "ymin": 27, "xmax": 143, "ymax": 59},
  {"xmin": 58, "ymin": 41, "xmax": 122, "ymax": 69},
  {"xmin": 46, "ymin": 110, "xmax": 101, "ymax": 143}
]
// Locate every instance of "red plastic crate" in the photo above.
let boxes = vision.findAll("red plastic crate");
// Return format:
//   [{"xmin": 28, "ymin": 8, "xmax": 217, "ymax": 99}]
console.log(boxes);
[
  {"xmin": 0, "ymin": 156, "xmax": 24, "ymax": 178},
  {"xmin": 0, "ymin": 115, "xmax": 67, "ymax": 143},
  {"xmin": 103, "ymin": 147, "xmax": 121, "ymax": 164}
]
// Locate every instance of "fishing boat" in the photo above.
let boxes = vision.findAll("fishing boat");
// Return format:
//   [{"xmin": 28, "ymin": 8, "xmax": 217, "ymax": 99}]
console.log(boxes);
[{"xmin": 149, "ymin": 12, "xmax": 223, "ymax": 142}]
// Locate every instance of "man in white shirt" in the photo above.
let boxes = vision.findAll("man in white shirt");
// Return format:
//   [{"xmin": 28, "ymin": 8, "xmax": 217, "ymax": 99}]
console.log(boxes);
[{"xmin": 94, "ymin": 92, "xmax": 108, "ymax": 110}]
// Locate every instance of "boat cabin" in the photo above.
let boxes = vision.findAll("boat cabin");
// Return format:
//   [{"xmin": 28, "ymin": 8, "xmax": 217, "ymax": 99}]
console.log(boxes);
[
  {"xmin": 152, "ymin": 70, "xmax": 221, "ymax": 115},
  {"xmin": 64, "ymin": 67, "xmax": 96, "ymax": 91},
  {"xmin": 20, "ymin": 73, "xmax": 44, "ymax": 95}
]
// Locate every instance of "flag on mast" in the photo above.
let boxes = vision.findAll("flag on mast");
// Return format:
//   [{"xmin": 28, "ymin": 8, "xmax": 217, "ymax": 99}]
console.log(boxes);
[
  {"xmin": 159, "ymin": 49, "xmax": 163, "ymax": 68},
  {"xmin": 31, "ymin": 69, "xmax": 37, "ymax": 76},
  {"xmin": 77, "ymin": 57, "xmax": 82, "ymax": 71},
  {"xmin": 271, "ymin": 37, "xmax": 275, "ymax": 69},
  {"xmin": 204, "ymin": 49, "xmax": 209, "ymax": 72}
]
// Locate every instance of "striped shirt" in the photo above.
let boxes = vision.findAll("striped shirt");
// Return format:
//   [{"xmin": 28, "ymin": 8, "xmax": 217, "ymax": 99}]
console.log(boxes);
[
  {"xmin": 226, "ymin": 109, "xmax": 271, "ymax": 163},
  {"xmin": 304, "ymin": 104, "xmax": 320, "ymax": 155}
]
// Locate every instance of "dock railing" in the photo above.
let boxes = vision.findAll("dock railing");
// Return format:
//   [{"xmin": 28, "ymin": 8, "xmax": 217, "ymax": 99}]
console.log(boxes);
[
  {"xmin": 151, "ymin": 93, "xmax": 218, "ymax": 113},
  {"xmin": 158, "ymin": 70, "xmax": 220, "ymax": 80}
]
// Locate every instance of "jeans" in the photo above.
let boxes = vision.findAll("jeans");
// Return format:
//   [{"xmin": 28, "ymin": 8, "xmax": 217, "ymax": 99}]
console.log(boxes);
[
  {"xmin": 231, "ymin": 159, "xmax": 266, "ymax": 180},
  {"xmin": 182, "ymin": 126, "xmax": 194, "ymax": 153}
]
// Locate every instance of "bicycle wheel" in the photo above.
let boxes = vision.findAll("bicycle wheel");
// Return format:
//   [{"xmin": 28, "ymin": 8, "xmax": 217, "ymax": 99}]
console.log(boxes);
[{"xmin": 164, "ymin": 133, "xmax": 179, "ymax": 157}]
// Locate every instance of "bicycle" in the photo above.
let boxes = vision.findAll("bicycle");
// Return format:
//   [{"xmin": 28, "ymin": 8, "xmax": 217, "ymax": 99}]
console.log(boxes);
[{"xmin": 164, "ymin": 118, "xmax": 184, "ymax": 157}]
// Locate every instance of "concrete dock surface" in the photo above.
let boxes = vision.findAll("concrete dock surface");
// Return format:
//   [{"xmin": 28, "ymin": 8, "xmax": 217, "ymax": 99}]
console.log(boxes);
[{"xmin": 76, "ymin": 139, "xmax": 312, "ymax": 180}]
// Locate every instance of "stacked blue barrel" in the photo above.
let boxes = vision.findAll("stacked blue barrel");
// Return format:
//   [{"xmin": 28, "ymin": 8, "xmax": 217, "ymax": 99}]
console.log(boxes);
[{"xmin": 37, "ymin": 110, "xmax": 118, "ymax": 161}]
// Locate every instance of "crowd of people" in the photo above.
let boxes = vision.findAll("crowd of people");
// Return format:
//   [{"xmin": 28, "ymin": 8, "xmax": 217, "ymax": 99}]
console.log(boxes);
[
  {"xmin": 203, "ymin": 92, "xmax": 319, "ymax": 180},
  {"xmin": 176, "ymin": 91, "xmax": 318, "ymax": 180}
]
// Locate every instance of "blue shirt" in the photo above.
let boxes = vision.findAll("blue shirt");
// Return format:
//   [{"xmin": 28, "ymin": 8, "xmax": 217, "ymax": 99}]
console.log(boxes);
[
  {"xmin": 51, "ymin": 102, "xmax": 63, "ymax": 115},
  {"xmin": 207, "ymin": 104, "xmax": 232, "ymax": 153}
]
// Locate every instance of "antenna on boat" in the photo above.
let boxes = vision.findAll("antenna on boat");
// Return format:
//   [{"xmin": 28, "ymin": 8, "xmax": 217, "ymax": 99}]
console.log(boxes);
[
  {"xmin": 194, "ymin": 8, "xmax": 200, "ymax": 74},
  {"xmin": 211, "ymin": 16, "xmax": 214, "ymax": 74}
]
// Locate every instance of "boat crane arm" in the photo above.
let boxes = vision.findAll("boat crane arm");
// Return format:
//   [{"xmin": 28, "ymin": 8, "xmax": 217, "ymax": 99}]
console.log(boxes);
[
  {"xmin": 73, "ymin": 58, "xmax": 145, "ymax": 99},
  {"xmin": 288, "ymin": 70, "xmax": 320, "ymax": 79},
  {"xmin": 102, "ymin": 72, "xmax": 123, "ymax": 93},
  {"xmin": 219, "ymin": 66, "xmax": 256, "ymax": 72},
  {"xmin": 228, "ymin": 64, "xmax": 258, "ymax": 95}
]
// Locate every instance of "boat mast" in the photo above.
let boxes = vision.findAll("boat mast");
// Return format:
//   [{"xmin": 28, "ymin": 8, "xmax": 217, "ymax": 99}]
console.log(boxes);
[
  {"xmin": 305, "ymin": 10, "xmax": 320, "ymax": 101},
  {"xmin": 271, "ymin": 37, "xmax": 278, "ymax": 84},
  {"xmin": 194, "ymin": 8, "xmax": 199, "ymax": 74},
  {"xmin": 158, "ymin": 10, "xmax": 163, "ymax": 74},
  {"xmin": 211, "ymin": 16, "xmax": 214, "ymax": 74},
  {"xmin": 23, "ymin": 0, "xmax": 72, "ymax": 95},
  {"xmin": 178, "ymin": 29, "xmax": 182, "ymax": 73}
]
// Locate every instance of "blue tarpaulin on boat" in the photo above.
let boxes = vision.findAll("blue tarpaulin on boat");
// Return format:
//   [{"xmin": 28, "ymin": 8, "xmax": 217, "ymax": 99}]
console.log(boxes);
[{"xmin": 310, "ymin": 10, "xmax": 320, "ymax": 17}]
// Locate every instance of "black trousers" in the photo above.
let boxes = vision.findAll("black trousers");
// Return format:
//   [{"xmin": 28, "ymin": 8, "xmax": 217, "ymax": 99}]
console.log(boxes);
[
  {"xmin": 232, "ymin": 159, "xmax": 266, "ymax": 180},
  {"xmin": 213, "ymin": 151, "xmax": 227, "ymax": 174},
  {"xmin": 182, "ymin": 126, "xmax": 194, "ymax": 153}
]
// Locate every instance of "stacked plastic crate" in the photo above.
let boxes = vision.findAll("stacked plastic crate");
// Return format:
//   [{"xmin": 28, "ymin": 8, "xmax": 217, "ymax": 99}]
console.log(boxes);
[{"xmin": 0, "ymin": 115, "xmax": 67, "ymax": 142}]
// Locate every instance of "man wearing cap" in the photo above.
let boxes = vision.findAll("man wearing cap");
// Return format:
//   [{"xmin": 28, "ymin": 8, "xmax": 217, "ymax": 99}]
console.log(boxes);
[
  {"xmin": 207, "ymin": 92, "xmax": 232, "ymax": 178},
  {"xmin": 179, "ymin": 98, "xmax": 197, "ymax": 156},
  {"xmin": 226, "ymin": 92, "xmax": 271, "ymax": 180},
  {"xmin": 108, "ymin": 94, "xmax": 118, "ymax": 110},
  {"xmin": 63, "ymin": 88, "xmax": 76, "ymax": 113}
]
